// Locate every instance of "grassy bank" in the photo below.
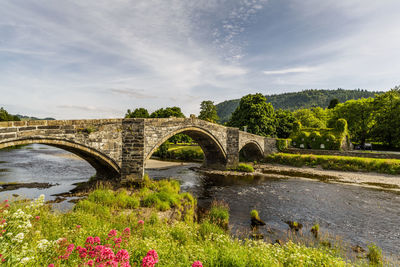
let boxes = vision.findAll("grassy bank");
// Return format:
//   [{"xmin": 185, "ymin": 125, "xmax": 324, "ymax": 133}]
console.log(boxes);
[
  {"xmin": 265, "ymin": 153, "xmax": 400, "ymax": 175},
  {"xmin": 153, "ymin": 143, "xmax": 204, "ymax": 162},
  {"xmin": 0, "ymin": 177, "xmax": 358, "ymax": 266}
]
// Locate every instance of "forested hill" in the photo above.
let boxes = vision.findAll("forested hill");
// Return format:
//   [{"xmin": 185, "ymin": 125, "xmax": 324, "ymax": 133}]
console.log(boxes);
[{"xmin": 216, "ymin": 89, "xmax": 381, "ymax": 123}]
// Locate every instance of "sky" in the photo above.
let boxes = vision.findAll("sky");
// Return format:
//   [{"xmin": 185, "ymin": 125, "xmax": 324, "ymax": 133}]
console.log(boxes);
[{"xmin": 1, "ymin": 0, "xmax": 400, "ymax": 119}]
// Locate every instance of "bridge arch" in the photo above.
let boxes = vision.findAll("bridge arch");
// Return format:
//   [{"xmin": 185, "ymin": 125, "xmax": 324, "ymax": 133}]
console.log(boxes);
[
  {"xmin": 239, "ymin": 140, "xmax": 264, "ymax": 161},
  {"xmin": 0, "ymin": 137, "xmax": 120, "ymax": 179},
  {"xmin": 145, "ymin": 126, "xmax": 227, "ymax": 168}
]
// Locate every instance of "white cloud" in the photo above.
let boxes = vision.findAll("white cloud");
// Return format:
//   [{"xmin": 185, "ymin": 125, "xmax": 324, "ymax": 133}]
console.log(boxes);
[{"xmin": 263, "ymin": 67, "xmax": 315, "ymax": 75}]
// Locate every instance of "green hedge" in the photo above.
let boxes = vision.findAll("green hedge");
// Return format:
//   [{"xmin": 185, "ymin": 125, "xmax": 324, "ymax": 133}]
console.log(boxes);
[{"xmin": 266, "ymin": 153, "xmax": 400, "ymax": 175}]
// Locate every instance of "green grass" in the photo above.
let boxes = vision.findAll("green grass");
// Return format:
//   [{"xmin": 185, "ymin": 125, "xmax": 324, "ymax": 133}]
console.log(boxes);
[
  {"xmin": 0, "ymin": 178, "xmax": 373, "ymax": 266},
  {"xmin": 235, "ymin": 163, "xmax": 255, "ymax": 173},
  {"xmin": 265, "ymin": 153, "xmax": 400, "ymax": 175},
  {"xmin": 153, "ymin": 143, "xmax": 205, "ymax": 161}
]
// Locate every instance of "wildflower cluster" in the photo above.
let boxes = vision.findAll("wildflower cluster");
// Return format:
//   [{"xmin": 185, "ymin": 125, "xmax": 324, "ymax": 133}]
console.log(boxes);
[
  {"xmin": 52, "ymin": 227, "xmax": 158, "ymax": 267},
  {"xmin": 0, "ymin": 195, "xmax": 47, "ymax": 265}
]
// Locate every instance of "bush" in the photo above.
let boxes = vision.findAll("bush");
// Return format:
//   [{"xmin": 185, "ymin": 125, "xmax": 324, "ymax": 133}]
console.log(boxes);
[
  {"xmin": 276, "ymin": 138, "xmax": 290, "ymax": 151},
  {"xmin": 250, "ymin": 209, "xmax": 259, "ymax": 219},
  {"xmin": 334, "ymin": 118, "xmax": 348, "ymax": 134},
  {"xmin": 208, "ymin": 201, "xmax": 230, "ymax": 230},
  {"xmin": 309, "ymin": 132, "xmax": 322, "ymax": 150},
  {"xmin": 235, "ymin": 163, "xmax": 254, "ymax": 173},
  {"xmin": 367, "ymin": 243, "xmax": 383, "ymax": 266}
]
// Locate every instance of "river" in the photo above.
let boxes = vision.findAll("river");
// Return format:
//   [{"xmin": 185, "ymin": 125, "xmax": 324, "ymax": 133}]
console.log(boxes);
[{"xmin": 0, "ymin": 144, "xmax": 399, "ymax": 260}]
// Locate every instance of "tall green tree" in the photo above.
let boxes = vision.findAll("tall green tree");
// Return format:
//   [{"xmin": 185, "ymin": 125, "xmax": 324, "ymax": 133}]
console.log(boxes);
[
  {"xmin": 0, "ymin": 107, "xmax": 20, "ymax": 121},
  {"xmin": 150, "ymin": 107, "xmax": 185, "ymax": 118},
  {"xmin": 329, "ymin": 98, "xmax": 374, "ymax": 147},
  {"xmin": 227, "ymin": 93, "xmax": 276, "ymax": 136},
  {"xmin": 328, "ymin": 98, "xmax": 339, "ymax": 109},
  {"xmin": 293, "ymin": 108, "xmax": 328, "ymax": 128},
  {"xmin": 198, "ymin": 101, "xmax": 219, "ymax": 123},
  {"xmin": 125, "ymin": 108, "xmax": 149, "ymax": 118},
  {"xmin": 371, "ymin": 87, "xmax": 400, "ymax": 147},
  {"xmin": 275, "ymin": 109, "xmax": 297, "ymax": 138}
]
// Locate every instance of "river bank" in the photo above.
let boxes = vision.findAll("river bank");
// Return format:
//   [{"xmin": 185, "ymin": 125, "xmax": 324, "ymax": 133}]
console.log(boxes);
[{"xmin": 195, "ymin": 163, "xmax": 400, "ymax": 192}]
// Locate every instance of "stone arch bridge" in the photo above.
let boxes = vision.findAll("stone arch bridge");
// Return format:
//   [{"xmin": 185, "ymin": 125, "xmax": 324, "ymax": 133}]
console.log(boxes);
[{"xmin": 0, "ymin": 118, "xmax": 277, "ymax": 181}]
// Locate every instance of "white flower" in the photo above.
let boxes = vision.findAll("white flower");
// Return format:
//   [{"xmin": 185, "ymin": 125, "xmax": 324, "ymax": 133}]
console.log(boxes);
[
  {"xmin": 20, "ymin": 257, "xmax": 32, "ymax": 264},
  {"xmin": 13, "ymin": 232, "xmax": 24, "ymax": 243},
  {"xmin": 37, "ymin": 239, "xmax": 50, "ymax": 252}
]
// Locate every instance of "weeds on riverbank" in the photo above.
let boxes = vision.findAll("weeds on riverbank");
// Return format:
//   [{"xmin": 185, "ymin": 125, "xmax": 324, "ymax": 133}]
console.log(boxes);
[
  {"xmin": 0, "ymin": 177, "xmax": 359, "ymax": 266},
  {"xmin": 265, "ymin": 153, "xmax": 400, "ymax": 175}
]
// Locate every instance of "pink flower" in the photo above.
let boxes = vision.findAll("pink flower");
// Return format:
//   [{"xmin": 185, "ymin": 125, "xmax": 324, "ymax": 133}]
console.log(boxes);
[
  {"xmin": 138, "ymin": 220, "xmax": 144, "ymax": 225},
  {"xmin": 114, "ymin": 238, "xmax": 122, "ymax": 244},
  {"xmin": 192, "ymin": 261, "xmax": 203, "ymax": 267},
  {"xmin": 141, "ymin": 255, "xmax": 156, "ymax": 267},
  {"xmin": 146, "ymin": 250, "xmax": 158, "ymax": 264},
  {"xmin": 3, "ymin": 200, "xmax": 8, "ymax": 203},
  {"xmin": 108, "ymin": 229, "xmax": 117, "ymax": 239},
  {"xmin": 86, "ymin": 236, "xmax": 95, "ymax": 244},
  {"xmin": 115, "ymin": 249, "xmax": 130, "ymax": 262},
  {"xmin": 123, "ymin": 227, "xmax": 131, "ymax": 235},
  {"xmin": 67, "ymin": 243, "xmax": 75, "ymax": 252},
  {"xmin": 4, "ymin": 204, "xmax": 9, "ymax": 208},
  {"xmin": 76, "ymin": 225, "xmax": 81, "ymax": 229},
  {"xmin": 48, "ymin": 264, "xmax": 54, "ymax": 267},
  {"xmin": 86, "ymin": 260, "xmax": 94, "ymax": 266},
  {"xmin": 94, "ymin": 236, "xmax": 101, "ymax": 244},
  {"xmin": 35, "ymin": 216, "xmax": 40, "ymax": 220}
]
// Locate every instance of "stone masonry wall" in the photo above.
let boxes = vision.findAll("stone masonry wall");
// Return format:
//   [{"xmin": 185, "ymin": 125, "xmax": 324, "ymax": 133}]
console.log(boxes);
[{"xmin": 0, "ymin": 119, "xmax": 123, "ymax": 174}]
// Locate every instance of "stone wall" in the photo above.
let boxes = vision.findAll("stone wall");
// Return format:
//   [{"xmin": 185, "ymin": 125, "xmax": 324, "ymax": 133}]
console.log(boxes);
[
  {"xmin": 0, "ymin": 118, "xmax": 277, "ymax": 180},
  {"xmin": 0, "ymin": 119, "xmax": 123, "ymax": 178}
]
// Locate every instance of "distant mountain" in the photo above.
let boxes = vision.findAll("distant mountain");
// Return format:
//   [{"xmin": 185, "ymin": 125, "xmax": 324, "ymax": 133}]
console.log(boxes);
[
  {"xmin": 16, "ymin": 114, "xmax": 56, "ymax": 121},
  {"xmin": 216, "ymin": 89, "xmax": 382, "ymax": 123}
]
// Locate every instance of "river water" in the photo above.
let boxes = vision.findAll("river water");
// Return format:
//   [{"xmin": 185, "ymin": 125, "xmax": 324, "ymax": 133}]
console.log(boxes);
[{"xmin": 0, "ymin": 144, "xmax": 399, "ymax": 259}]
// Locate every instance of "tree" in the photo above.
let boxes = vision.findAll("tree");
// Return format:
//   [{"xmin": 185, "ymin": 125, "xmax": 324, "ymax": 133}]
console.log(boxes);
[
  {"xmin": 125, "ymin": 108, "xmax": 149, "ymax": 118},
  {"xmin": 198, "ymin": 100, "xmax": 219, "ymax": 123},
  {"xmin": 275, "ymin": 109, "xmax": 297, "ymax": 138},
  {"xmin": 0, "ymin": 107, "xmax": 20, "ymax": 121},
  {"xmin": 150, "ymin": 107, "xmax": 185, "ymax": 118},
  {"xmin": 328, "ymin": 98, "xmax": 339, "ymax": 109},
  {"xmin": 329, "ymin": 98, "xmax": 374, "ymax": 147},
  {"xmin": 370, "ymin": 87, "xmax": 400, "ymax": 147},
  {"xmin": 227, "ymin": 93, "xmax": 276, "ymax": 136},
  {"xmin": 293, "ymin": 108, "xmax": 328, "ymax": 128}
]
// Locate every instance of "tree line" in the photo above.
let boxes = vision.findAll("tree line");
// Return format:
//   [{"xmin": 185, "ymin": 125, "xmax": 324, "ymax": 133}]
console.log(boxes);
[{"xmin": 0, "ymin": 107, "xmax": 20, "ymax": 122}]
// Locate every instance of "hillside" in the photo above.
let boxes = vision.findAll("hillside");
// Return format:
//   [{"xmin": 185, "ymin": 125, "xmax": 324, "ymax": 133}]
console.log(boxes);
[
  {"xmin": 16, "ymin": 114, "xmax": 55, "ymax": 121},
  {"xmin": 216, "ymin": 89, "xmax": 381, "ymax": 123}
]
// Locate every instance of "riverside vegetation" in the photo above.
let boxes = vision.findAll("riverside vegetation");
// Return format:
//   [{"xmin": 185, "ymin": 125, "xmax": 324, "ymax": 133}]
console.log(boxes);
[
  {"xmin": 266, "ymin": 153, "xmax": 400, "ymax": 175},
  {"xmin": 0, "ymin": 176, "xmax": 367, "ymax": 266}
]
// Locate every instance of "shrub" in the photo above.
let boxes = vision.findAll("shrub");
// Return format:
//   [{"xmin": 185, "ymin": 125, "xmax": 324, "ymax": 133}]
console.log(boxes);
[
  {"xmin": 276, "ymin": 138, "xmax": 290, "ymax": 151},
  {"xmin": 309, "ymin": 132, "xmax": 322, "ymax": 150},
  {"xmin": 367, "ymin": 243, "xmax": 383, "ymax": 266},
  {"xmin": 235, "ymin": 163, "xmax": 254, "ymax": 173},
  {"xmin": 334, "ymin": 118, "xmax": 348, "ymax": 134},
  {"xmin": 250, "ymin": 209, "xmax": 259, "ymax": 219},
  {"xmin": 208, "ymin": 201, "xmax": 230, "ymax": 230}
]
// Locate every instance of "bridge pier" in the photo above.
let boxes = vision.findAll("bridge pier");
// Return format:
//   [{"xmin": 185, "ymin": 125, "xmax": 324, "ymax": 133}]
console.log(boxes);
[{"xmin": 121, "ymin": 119, "xmax": 146, "ymax": 182}]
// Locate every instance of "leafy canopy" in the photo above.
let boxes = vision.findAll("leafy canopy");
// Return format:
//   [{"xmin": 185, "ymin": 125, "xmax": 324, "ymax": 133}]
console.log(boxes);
[
  {"xmin": 198, "ymin": 101, "xmax": 219, "ymax": 123},
  {"xmin": 227, "ymin": 93, "xmax": 276, "ymax": 137},
  {"xmin": 125, "ymin": 108, "xmax": 150, "ymax": 118}
]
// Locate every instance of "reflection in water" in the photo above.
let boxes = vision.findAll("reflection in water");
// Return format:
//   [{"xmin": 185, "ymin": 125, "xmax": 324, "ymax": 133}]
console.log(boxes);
[{"xmin": 0, "ymin": 144, "xmax": 399, "ymax": 259}]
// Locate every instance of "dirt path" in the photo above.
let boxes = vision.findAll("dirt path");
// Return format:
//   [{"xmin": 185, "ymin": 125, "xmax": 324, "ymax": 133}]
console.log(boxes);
[{"xmin": 145, "ymin": 159, "xmax": 191, "ymax": 169}]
